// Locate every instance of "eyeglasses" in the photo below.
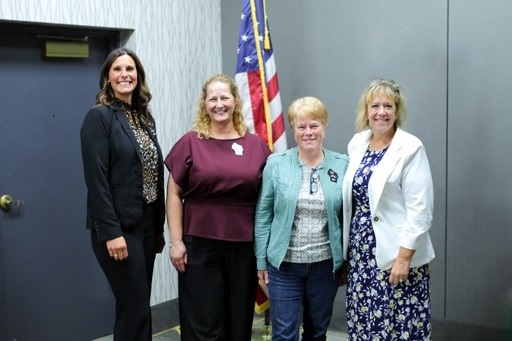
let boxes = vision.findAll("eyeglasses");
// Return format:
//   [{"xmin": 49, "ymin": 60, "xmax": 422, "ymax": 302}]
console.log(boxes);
[{"xmin": 310, "ymin": 169, "xmax": 319, "ymax": 194}]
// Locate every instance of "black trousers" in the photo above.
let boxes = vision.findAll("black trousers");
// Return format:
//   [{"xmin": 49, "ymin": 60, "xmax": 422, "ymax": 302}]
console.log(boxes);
[
  {"xmin": 178, "ymin": 236, "xmax": 258, "ymax": 341},
  {"xmin": 91, "ymin": 203, "xmax": 156, "ymax": 341}
]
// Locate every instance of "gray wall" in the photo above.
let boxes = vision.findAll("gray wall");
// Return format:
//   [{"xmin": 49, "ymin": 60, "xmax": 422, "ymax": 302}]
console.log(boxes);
[
  {"xmin": 222, "ymin": 0, "xmax": 511, "ymax": 334},
  {"xmin": 1, "ymin": 0, "xmax": 223, "ymax": 307},
  {"xmin": 447, "ymin": 0, "xmax": 512, "ymax": 329}
]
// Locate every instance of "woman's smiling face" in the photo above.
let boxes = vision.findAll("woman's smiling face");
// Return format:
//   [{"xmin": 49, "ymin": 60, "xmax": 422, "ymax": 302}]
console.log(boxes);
[
  {"xmin": 108, "ymin": 54, "xmax": 137, "ymax": 103},
  {"xmin": 293, "ymin": 115, "xmax": 325, "ymax": 153},
  {"xmin": 367, "ymin": 95, "xmax": 397, "ymax": 135},
  {"xmin": 204, "ymin": 81, "xmax": 236, "ymax": 126}
]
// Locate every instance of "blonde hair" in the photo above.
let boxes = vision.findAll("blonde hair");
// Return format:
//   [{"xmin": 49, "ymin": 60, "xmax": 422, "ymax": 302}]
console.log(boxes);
[
  {"xmin": 192, "ymin": 74, "xmax": 247, "ymax": 138},
  {"xmin": 355, "ymin": 79, "xmax": 407, "ymax": 132},
  {"xmin": 287, "ymin": 96, "xmax": 329, "ymax": 128}
]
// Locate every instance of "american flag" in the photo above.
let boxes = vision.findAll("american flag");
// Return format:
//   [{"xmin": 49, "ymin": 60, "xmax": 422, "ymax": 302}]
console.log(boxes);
[{"xmin": 235, "ymin": 0, "xmax": 287, "ymax": 153}]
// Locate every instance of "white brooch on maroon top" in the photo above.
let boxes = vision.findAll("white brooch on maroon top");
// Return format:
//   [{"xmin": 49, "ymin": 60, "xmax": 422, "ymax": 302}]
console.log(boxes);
[{"xmin": 231, "ymin": 142, "xmax": 244, "ymax": 156}]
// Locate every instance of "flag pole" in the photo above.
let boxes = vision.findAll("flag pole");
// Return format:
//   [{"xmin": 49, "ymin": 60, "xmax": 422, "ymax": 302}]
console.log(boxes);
[{"xmin": 249, "ymin": 0, "xmax": 274, "ymax": 151}]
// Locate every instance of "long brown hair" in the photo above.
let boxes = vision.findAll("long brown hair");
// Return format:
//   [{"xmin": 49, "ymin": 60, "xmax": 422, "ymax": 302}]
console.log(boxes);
[{"xmin": 96, "ymin": 48, "xmax": 154, "ymax": 127}]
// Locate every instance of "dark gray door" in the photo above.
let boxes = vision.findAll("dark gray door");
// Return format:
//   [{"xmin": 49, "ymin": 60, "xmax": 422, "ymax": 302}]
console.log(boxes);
[{"xmin": 0, "ymin": 25, "xmax": 117, "ymax": 340}]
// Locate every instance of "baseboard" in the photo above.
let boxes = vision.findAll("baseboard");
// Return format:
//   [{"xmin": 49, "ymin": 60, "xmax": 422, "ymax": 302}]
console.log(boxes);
[
  {"xmin": 152, "ymin": 299, "xmax": 179, "ymax": 333},
  {"xmin": 151, "ymin": 299, "xmax": 512, "ymax": 341},
  {"xmin": 432, "ymin": 318, "xmax": 511, "ymax": 341}
]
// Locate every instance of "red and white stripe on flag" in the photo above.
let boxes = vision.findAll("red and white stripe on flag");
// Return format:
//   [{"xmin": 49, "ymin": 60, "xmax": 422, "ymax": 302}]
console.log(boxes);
[{"xmin": 235, "ymin": 0, "xmax": 287, "ymax": 153}]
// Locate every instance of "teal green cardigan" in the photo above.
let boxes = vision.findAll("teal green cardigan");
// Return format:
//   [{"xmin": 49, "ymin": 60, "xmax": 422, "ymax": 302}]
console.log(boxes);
[{"xmin": 254, "ymin": 147, "xmax": 349, "ymax": 271}]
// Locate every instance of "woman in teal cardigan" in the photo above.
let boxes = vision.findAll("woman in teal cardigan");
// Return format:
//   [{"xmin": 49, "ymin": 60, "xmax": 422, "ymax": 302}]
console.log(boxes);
[{"xmin": 255, "ymin": 96, "xmax": 348, "ymax": 340}]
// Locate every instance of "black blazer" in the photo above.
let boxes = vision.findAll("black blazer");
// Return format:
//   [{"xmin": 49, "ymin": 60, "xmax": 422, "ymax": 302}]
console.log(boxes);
[{"xmin": 80, "ymin": 104, "xmax": 165, "ymax": 242}]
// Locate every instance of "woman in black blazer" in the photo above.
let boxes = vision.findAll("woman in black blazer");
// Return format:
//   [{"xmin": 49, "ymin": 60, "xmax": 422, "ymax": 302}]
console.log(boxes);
[{"xmin": 80, "ymin": 48, "xmax": 165, "ymax": 341}]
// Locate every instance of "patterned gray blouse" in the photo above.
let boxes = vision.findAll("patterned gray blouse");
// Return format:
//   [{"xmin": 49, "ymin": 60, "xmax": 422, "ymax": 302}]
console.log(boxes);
[{"xmin": 283, "ymin": 160, "xmax": 332, "ymax": 264}]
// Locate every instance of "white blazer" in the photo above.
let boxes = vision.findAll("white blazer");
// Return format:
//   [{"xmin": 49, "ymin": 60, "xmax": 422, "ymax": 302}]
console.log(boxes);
[{"xmin": 342, "ymin": 128, "xmax": 435, "ymax": 270}]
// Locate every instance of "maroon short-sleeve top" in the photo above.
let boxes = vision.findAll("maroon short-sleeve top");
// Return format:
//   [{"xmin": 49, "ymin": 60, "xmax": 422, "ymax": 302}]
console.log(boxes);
[{"xmin": 164, "ymin": 131, "xmax": 271, "ymax": 241}]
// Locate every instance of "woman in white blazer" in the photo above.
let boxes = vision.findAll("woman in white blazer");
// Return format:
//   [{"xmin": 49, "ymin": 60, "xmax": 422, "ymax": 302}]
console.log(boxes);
[{"xmin": 342, "ymin": 79, "xmax": 434, "ymax": 340}]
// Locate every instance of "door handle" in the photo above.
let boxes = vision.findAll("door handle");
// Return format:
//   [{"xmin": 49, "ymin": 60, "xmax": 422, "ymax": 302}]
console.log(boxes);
[{"xmin": 1, "ymin": 194, "xmax": 13, "ymax": 211}]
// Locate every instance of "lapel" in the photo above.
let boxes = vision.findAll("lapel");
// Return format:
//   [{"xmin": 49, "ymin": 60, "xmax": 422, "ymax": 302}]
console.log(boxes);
[
  {"xmin": 112, "ymin": 105, "xmax": 142, "ymax": 162},
  {"xmin": 343, "ymin": 131, "xmax": 370, "ymax": 206},
  {"xmin": 345, "ymin": 130, "xmax": 371, "ymax": 184},
  {"xmin": 367, "ymin": 128, "xmax": 405, "ymax": 210},
  {"xmin": 344, "ymin": 129, "xmax": 405, "ymax": 212},
  {"xmin": 145, "ymin": 124, "xmax": 163, "ymax": 164}
]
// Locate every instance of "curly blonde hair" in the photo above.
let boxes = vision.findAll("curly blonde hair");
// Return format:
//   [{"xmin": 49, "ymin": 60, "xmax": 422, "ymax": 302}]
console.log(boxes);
[
  {"xmin": 192, "ymin": 74, "xmax": 248, "ymax": 138},
  {"xmin": 355, "ymin": 79, "xmax": 407, "ymax": 132}
]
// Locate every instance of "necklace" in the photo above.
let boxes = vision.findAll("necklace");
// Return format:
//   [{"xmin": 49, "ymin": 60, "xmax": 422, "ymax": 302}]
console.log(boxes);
[{"xmin": 369, "ymin": 134, "xmax": 392, "ymax": 151}]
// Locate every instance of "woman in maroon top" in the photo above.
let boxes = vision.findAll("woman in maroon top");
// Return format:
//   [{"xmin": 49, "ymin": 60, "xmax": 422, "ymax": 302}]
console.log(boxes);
[{"xmin": 164, "ymin": 74, "xmax": 271, "ymax": 340}]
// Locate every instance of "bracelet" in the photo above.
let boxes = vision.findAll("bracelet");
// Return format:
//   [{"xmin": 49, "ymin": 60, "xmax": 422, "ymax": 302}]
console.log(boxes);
[{"xmin": 170, "ymin": 240, "xmax": 183, "ymax": 247}]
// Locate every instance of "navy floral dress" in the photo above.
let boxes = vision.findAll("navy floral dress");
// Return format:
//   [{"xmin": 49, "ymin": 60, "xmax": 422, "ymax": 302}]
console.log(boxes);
[{"xmin": 346, "ymin": 147, "xmax": 431, "ymax": 340}]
